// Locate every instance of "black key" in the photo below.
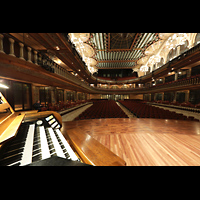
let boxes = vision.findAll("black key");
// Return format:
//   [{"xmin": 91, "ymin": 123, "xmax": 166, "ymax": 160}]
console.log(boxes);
[
  {"xmin": 32, "ymin": 153, "xmax": 42, "ymax": 163},
  {"xmin": 0, "ymin": 153, "xmax": 23, "ymax": 166}
]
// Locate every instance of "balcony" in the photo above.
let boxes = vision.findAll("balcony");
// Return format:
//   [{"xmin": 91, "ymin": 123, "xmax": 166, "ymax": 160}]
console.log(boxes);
[
  {"xmin": 0, "ymin": 33, "xmax": 96, "ymax": 93},
  {"xmin": 1, "ymin": 33, "xmax": 200, "ymax": 95}
]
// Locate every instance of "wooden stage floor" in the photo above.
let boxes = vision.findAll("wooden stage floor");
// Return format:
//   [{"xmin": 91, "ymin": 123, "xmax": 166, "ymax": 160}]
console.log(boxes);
[{"xmin": 62, "ymin": 118, "xmax": 200, "ymax": 166}]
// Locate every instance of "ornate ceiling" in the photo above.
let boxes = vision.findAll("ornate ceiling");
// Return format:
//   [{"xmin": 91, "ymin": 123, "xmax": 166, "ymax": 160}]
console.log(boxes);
[
  {"xmin": 69, "ymin": 33, "xmax": 160, "ymax": 71},
  {"xmin": 9, "ymin": 33, "xmax": 197, "ymax": 87},
  {"xmin": 89, "ymin": 33, "xmax": 160, "ymax": 69}
]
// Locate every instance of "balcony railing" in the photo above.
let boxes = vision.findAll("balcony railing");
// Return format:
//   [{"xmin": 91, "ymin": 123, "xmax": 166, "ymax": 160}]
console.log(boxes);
[{"xmin": 0, "ymin": 33, "xmax": 94, "ymax": 92}]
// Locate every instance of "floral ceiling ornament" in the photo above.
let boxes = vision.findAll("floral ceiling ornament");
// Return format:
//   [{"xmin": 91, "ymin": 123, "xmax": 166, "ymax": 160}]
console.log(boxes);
[{"xmin": 140, "ymin": 65, "xmax": 149, "ymax": 72}]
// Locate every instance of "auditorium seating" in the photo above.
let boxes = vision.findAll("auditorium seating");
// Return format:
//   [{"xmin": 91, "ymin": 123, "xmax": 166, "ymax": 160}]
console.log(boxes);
[
  {"xmin": 41, "ymin": 100, "xmax": 91, "ymax": 112},
  {"xmin": 74, "ymin": 100, "xmax": 128, "ymax": 120},
  {"xmin": 118, "ymin": 100, "xmax": 199, "ymax": 121}
]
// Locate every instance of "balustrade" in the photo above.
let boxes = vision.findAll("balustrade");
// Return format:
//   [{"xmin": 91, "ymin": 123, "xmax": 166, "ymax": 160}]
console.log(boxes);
[
  {"xmin": 19, "ymin": 42, "xmax": 24, "ymax": 60},
  {"xmin": 0, "ymin": 33, "xmax": 93, "ymax": 91},
  {"xmin": 2, "ymin": 33, "xmax": 200, "ymax": 94},
  {"xmin": 8, "ymin": 38, "xmax": 15, "ymax": 56}
]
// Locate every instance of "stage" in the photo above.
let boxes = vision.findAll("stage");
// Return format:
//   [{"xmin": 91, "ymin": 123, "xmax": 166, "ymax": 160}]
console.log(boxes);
[{"xmin": 62, "ymin": 118, "xmax": 200, "ymax": 166}]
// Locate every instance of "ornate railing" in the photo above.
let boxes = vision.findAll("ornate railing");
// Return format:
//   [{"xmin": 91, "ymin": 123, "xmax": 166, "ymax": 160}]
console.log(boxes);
[{"xmin": 0, "ymin": 33, "xmax": 94, "ymax": 92}]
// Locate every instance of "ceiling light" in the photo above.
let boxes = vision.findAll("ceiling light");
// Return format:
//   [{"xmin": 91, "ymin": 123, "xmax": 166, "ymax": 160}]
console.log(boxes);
[
  {"xmin": 0, "ymin": 83, "xmax": 9, "ymax": 89},
  {"xmin": 57, "ymin": 60, "xmax": 61, "ymax": 64},
  {"xmin": 55, "ymin": 46, "xmax": 60, "ymax": 50}
]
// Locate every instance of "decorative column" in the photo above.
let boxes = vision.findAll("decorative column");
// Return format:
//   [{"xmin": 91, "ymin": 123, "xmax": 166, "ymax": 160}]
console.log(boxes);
[
  {"xmin": 173, "ymin": 92, "xmax": 177, "ymax": 102},
  {"xmin": 33, "ymin": 50, "xmax": 38, "ymax": 65},
  {"xmin": 9, "ymin": 38, "xmax": 15, "ymax": 56},
  {"xmin": 38, "ymin": 54, "xmax": 42, "ymax": 65},
  {"xmin": 149, "ymin": 94, "xmax": 151, "ymax": 101},
  {"xmin": 19, "ymin": 42, "xmax": 25, "ymax": 60},
  {"xmin": 0, "ymin": 34, "xmax": 5, "ymax": 53},
  {"xmin": 161, "ymin": 92, "xmax": 164, "ymax": 101},
  {"xmin": 185, "ymin": 90, "xmax": 190, "ymax": 102},
  {"xmin": 175, "ymin": 71, "xmax": 178, "ymax": 81},
  {"xmin": 27, "ymin": 47, "xmax": 32, "ymax": 62},
  {"xmin": 187, "ymin": 68, "xmax": 192, "ymax": 78}
]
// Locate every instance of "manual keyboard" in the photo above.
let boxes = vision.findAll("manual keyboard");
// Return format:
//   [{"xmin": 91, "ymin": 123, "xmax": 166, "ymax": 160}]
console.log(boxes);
[{"xmin": 0, "ymin": 120, "xmax": 79, "ymax": 166}]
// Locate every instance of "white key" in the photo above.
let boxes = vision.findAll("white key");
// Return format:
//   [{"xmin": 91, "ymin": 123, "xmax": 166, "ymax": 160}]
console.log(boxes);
[
  {"xmin": 39, "ymin": 126, "xmax": 51, "ymax": 160},
  {"xmin": 55, "ymin": 129, "xmax": 79, "ymax": 161},
  {"xmin": 47, "ymin": 128, "xmax": 65, "ymax": 158},
  {"xmin": 20, "ymin": 124, "xmax": 35, "ymax": 166}
]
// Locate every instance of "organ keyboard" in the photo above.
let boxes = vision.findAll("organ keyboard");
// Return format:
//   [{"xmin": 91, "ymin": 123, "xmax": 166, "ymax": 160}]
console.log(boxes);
[{"xmin": 0, "ymin": 92, "xmax": 90, "ymax": 166}]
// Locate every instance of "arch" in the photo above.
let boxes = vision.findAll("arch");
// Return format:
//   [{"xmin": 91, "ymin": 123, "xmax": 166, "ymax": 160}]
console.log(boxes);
[
  {"xmin": 166, "ymin": 48, "xmax": 176, "ymax": 62},
  {"xmin": 175, "ymin": 39, "xmax": 189, "ymax": 56},
  {"xmin": 194, "ymin": 33, "xmax": 200, "ymax": 45},
  {"xmin": 179, "ymin": 40, "xmax": 189, "ymax": 54},
  {"xmin": 157, "ymin": 57, "xmax": 164, "ymax": 68}
]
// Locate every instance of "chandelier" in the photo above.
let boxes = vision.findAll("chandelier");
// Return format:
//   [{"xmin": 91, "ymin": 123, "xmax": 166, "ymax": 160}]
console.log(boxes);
[{"xmin": 68, "ymin": 33, "xmax": 97, "ymax": 75}]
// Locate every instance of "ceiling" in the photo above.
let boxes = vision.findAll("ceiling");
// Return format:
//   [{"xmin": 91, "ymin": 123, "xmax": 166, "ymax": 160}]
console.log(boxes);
[
  {"xmin": 9, "ymin": 33, "xmax": 160, "ymax": 84},
  {"xmin": 89, "ymin": 33, "xmax": 160, "ymax": 70}
]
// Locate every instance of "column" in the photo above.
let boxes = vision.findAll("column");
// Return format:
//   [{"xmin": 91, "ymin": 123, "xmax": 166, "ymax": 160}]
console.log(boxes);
[
  {"xmin": 9, "ymin": 38, "xmax": 15, "ymax": 56},
  {"xmin": 33, "ymin": 50, "xmax": 38, "ymax": 65},
  {"xmin": 175, "ymin": 71, "xmax": 178, "ymax": 81},
  {"xmin": 149, "ymin": 94, "xmax": 151, "ymax": 101},
  {"xmin": 0, "ymin": 34, "xmax": 5, "ymax": 53},
  {"xmin": 38, "ymin": 54, "xmax": 42, "ymax": 65},
  {"xmin": 51, "ymin": 87, "xmax": 56, "ymax": 104},
  {"xmin": 185, "ymin": 90, "xmax": 190, "ymax": 102},
  {"xmin": 187, "ymin": 68, "xmax": 192, "ymax": 78},
  {"xmin": 19, "ymin": 42, "xmax": 25, "ymax": 60},
  {"xmin": 64, "ymin": 90, "xmax": 67, "ymax": 103},
  {"xmin": 161, "ymin": 92, "xmax": 164, "ymax": 101},
  {"xmin": 27, "ymin": 47, "xmax": 32, "ymax": 62},
  {"xmin": 173, "ymin": 91, "xmax": 177, "ymax": 102},
  {"xmin": 154, "ymin": 93, "xmax": 157, "ymax": 101},
  {"xmin": 163, "ymin": 77, "xmax": 165, "ymax": 84}
]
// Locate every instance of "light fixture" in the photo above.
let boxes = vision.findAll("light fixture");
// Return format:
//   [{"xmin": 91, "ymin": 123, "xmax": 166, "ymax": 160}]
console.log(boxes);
[
  {"xmin": 55, "ymin": 46, "xmax": 60, "ymax": 50},
  {"xmin": 0, "ymin": 83, "xmax": 9, "ymax": 89}
]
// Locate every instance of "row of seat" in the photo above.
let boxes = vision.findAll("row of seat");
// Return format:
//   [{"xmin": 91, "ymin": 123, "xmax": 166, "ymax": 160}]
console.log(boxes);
[
  {"xmin": 74, "ymin": 100, "xmax": 128, "ymax": 120},
  {"xmin": 40, "ymin": 100, "xmax": 91, "ymax": 112},
  {"xmin": 118, "ymin": 100, "xmax": 199, "ymax": 121},
  {"xmin": 153, "ymin": 100, "xmax": 200, "ymax": 108}
]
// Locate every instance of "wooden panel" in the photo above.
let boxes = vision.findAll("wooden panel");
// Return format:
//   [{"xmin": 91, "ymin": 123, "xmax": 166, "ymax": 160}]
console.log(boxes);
[
  {"xmin": 0, "ymin": 92, "xmax": 14, "ymax": 114},
  {"xmin": 64, "ymin": 127, "xmax": 126, "ymax": 166},
  {"xmin": 9, "ymin": 33, "xmax": 46, "ymax": 50},
  {"xmin": 0, "ymin": 103, "xmax": 10, "ymax": 112},
  {"xmin": 0, "ymin": 113, "xmax": 25, "ymax": 144}
]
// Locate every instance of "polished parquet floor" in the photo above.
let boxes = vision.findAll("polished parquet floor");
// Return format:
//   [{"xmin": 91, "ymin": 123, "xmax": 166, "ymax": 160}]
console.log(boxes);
[{"xmin": 63, "ymin": 118, "xmax": 200, "ymax": 166}]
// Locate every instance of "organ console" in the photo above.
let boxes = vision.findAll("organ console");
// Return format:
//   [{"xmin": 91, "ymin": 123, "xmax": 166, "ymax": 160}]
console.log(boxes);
[
  {"xmin": 0, "ymin": 92, "xmax": 89, "ymax": 166},
  {"xmin": 0, "ymin": 92, "xmax": 126, "ymax": 166}
]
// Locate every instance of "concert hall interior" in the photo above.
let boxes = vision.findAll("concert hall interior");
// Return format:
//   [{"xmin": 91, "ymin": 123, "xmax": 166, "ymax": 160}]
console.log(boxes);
[{"xmin": 1, "ymin": 33, "xmax": 200, "ymax": 166}]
